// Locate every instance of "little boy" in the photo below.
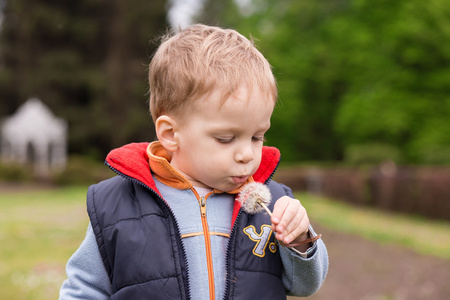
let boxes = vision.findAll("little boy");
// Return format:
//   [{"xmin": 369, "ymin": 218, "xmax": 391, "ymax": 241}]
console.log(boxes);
[{"xmin": 59, "ymin": 24, "xmax": 328, "ymax": 300}]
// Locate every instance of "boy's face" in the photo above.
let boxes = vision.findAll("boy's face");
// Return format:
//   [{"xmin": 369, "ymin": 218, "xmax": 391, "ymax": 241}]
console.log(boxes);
[{"xmin": 170, "ymin": 86, "xmax": 275, "ymax": 192}]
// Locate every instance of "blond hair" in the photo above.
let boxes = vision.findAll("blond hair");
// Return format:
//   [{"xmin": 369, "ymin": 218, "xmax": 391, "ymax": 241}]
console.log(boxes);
[{"xmin": 148, "ymin": 24, "xmax": 277, "ymax": 122}]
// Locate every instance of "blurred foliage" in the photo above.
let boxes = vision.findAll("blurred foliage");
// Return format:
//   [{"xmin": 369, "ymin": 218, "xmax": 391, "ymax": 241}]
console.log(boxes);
[
  {"xmin": 0, "ymin": 156, "xmax": 112, "ymax": 184},
  {"xmin": 197, "ymin": 0, "xmax": 450, "ymax": 164},
  {"xmin": 344, "ymin": 143, "xmax": 402, "ymax": 165},
  {"xmin": 1, "ymin": 0, "xmax": 450, "ymax": 165},
  {"xmin": 0, "ymin": 162, "xmax": 32, "ymax": 182},
  {"xmin": 0, "ymin": 0, "xmax": 168, "ymax": 158},
  {"xmin": 52, "ymin": 155, "xmax": 113, "ymax": 186},
  {"xmin": 419, "ymin": 146, "xmax": 450, "ymax": 165}
]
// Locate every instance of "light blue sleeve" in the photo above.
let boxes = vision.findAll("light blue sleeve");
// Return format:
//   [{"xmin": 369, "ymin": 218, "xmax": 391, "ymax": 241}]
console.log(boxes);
[
  {"xmin": 59, "ymin": 223, "xmax": 113, "ymax": 300},
  {"xmin": 279, "ymin": 227, "xmax": 329, "ymax": 297}
]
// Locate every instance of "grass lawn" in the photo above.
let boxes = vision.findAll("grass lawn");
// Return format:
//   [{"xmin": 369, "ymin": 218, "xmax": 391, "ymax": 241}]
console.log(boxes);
[
  {"xmin": 0, "ymin": 185, "xmax": 89, "ymax": 300},
  {"xmin": 0, "ymin": 186, "xmax": 449, "ymax": 300}
]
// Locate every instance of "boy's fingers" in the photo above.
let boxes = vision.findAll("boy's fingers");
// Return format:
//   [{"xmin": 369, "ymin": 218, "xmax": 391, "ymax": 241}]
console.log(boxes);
[
  {"xmin": 283, "ymin": 212, "xmax": 309, "ymax": 244},
  {"xmin": 271, "ymin": 196, "xmax": 290, "ymax": 225},
  {"xmin": 283, "ymin": 206, "xmax": 303, "ymax": 234},
  {"xmin": 271, "ymin": 196, "xmax": 310, "ymax": 244},
  {"xmin": 272, "ymin": 196, "xmax": 300, "ymax": 237}
]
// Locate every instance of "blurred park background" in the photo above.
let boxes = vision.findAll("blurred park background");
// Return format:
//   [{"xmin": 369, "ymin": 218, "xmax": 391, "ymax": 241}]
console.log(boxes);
[{"xmin": 0, "ymin": 0, "xmax": 449, "ymax": 299}]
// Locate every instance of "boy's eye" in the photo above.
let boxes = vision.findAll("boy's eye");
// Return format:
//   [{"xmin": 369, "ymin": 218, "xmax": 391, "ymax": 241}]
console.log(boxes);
[
  {"xmin": 253, "ymin": 136, "xmax": 265, "ymax": 142},
  {"xmin": 215, "ymin": 137, "xmax": 234, "ymax": 144}
]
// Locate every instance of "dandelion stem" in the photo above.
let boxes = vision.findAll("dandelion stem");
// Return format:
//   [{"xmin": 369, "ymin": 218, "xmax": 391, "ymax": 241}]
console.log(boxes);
[{"xmin": 257, "ymin": 199, "xmax": 272, "ymax": 216}]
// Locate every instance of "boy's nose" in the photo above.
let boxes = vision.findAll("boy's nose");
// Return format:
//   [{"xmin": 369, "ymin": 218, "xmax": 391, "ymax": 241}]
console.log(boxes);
[{"xmin": 235, "ymin": 143, "xmax": 254, "ymax": 163}]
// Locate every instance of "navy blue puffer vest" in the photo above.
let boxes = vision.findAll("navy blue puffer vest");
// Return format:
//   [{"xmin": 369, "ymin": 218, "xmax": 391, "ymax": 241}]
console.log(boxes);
[{"xmin": 87, "ymin": 175, "xmax": 292, "ymax": 300}]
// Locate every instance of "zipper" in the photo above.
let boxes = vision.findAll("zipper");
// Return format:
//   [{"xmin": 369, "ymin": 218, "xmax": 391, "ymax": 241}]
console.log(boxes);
[
  {"xmin": 223, "ymin": 162, "xmax": 279, "ymax": 300},
  {"xmin": 200, "ymin": 196, "xmax": 207, "ymax": 217},
  {"xmin": 106, "ymin": 162, "xmax": 192, "ymax": 299},
  {"xmin": 191, "ymin": 188, "xmax": 215, "ymax": 300},
  {"xmin": 107, "ymin": 153, "xmax": 280, "ymax": 300},
  {"xmin": 222, "ymin": 208, "xmax": 243, "ymax": 300}
]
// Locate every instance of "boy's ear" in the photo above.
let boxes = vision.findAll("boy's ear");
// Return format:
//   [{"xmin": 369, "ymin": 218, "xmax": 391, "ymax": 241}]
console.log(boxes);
[{"xmin": 155, "ymin": 115, "xmax": 179, "ymax": 152}]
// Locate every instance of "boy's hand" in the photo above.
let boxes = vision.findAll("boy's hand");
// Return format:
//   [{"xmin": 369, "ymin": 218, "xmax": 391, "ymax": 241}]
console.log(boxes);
[{"xmin": 271, "ymin": 196, "xmax": 311, "ymax": 252}]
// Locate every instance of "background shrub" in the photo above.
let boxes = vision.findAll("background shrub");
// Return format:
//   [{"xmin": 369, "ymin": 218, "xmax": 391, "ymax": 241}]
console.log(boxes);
[{"xmin": 52, "ymin": 156, "xmax": 113, "ymax": 186}]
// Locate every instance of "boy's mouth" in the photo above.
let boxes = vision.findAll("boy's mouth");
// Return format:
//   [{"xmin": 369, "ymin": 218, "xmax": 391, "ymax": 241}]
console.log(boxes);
[{"xmin": 231, "ymin": 175, "xmax": 249, "ymax": 184}]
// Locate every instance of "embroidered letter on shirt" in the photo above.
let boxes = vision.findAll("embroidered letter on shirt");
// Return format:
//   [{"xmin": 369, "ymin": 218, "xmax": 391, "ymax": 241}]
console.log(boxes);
[{"xmin": 243, "ymin": 225, "xmax": 277, "ymax": 257}]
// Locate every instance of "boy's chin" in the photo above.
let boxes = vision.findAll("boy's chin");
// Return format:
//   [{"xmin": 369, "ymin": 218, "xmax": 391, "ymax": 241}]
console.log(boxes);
[
  {"xmin": 219, "ymin": 182, "xmax": 247, "ymax": 193},
  {"xmin": 197, "ymin": 179, "xmax": 246, "ymax": 193}
]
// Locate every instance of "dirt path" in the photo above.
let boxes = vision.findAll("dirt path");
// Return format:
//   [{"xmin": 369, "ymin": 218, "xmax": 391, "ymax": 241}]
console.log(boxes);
[{"xmin": 289, "ymin": 224, "xmax": 450, "ymax": 300}]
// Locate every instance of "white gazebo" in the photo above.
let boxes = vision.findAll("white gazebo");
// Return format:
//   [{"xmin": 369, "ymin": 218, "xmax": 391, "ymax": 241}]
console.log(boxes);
[{"xmin": 1, "ymin": 98, "xmax": 67, "ymax": 178}]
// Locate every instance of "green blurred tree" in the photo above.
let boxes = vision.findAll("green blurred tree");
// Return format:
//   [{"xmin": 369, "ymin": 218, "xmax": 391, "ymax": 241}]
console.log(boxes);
[
  {"xmin": 193, "ymin": 0, "xmax": 241, "ymax": 28},
  {"xmin": 198, "ymin": 0, "xmax": 348, "ymax": 161},
  {"xmin": 0, "ymin": 0, "xmax": 168, "ymax": 158},
  {"xmin": 332, "ymin": 0, "xmax": 450, "ymax": 164},
  {"xmin": 198, "ymin": 0, "xmax": 450, "ymax": 164}
]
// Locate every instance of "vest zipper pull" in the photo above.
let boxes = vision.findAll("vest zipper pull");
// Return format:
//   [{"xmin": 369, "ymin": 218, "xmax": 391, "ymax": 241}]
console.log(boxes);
[{"xmin": 200, "ymin": 196, "xmax": 207, "ymax": 217}]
